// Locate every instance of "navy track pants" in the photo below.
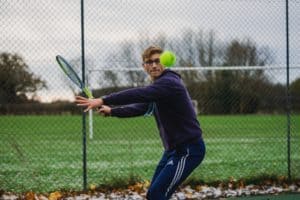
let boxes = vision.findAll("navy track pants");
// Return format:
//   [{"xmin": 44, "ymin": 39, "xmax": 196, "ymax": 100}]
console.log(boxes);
[{"xmin": 146, "ymin": 139, "xmax": 206, "ymax": 200}]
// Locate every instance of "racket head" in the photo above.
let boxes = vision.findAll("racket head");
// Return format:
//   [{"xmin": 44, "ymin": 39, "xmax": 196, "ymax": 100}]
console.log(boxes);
[{"xmin": 56, "ymin": 55, "xmax": 83, "ymax": 89}]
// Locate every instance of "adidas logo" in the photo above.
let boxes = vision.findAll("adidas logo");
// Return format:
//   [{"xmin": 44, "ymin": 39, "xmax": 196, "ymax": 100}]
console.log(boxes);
[{"xmin": 167, "ymin": 160, "xmax": 174, "ymax": 166}]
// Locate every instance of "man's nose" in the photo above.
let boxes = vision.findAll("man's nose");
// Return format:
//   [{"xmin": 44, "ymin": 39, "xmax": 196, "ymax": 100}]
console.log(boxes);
[{"xmin": 152, "ymin": 62, "xmax": 158, "ymax": 67}]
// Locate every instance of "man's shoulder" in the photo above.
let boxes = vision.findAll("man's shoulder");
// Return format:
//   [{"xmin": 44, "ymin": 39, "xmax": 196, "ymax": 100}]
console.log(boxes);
[
  {"xmin": 153, "ymin": 70, "xmax": 186, "ymax": 92},
  {"xmin": 159, "ymin": 69, "xmax": 181, "ymax": 82},
  {"xmin": 163, "ymin": 69, "xmax": 181, "ymax": 77}
]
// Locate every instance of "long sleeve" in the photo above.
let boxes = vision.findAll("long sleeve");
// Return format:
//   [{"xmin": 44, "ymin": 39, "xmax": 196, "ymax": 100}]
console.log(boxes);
[
  {"xmin": 111, "ymin": 103, "xmax": 149, "ymax": 118},
  {"xmin": 102, "ymin": 75, "xmax": 183, "ymax": 106}
]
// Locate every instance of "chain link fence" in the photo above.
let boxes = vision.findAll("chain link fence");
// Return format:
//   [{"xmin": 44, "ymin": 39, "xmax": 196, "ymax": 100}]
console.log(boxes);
[{"xmin": 0, "ymin": 0, "xmax": 299, "ymax": 193}]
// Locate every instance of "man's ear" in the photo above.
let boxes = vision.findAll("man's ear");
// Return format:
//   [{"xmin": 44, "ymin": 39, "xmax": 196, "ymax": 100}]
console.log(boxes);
[{"xmin": 142, "ymin": 64, "xmax": 147, "ymax": 70}]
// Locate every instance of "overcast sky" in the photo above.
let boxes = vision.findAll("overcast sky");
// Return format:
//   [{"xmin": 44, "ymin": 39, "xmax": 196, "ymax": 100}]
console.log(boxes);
[{"xmin": 1, "ymin": 0, "xmax": 299, "ymax": 102}]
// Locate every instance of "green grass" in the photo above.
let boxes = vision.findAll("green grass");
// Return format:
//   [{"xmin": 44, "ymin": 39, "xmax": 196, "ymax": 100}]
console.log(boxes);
[{"xmin": 0, "ymin": 114, "xmax": 299, "ymax": 192}]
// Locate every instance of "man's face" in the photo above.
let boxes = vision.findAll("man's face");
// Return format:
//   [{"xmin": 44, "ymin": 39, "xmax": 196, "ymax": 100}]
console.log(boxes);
[{"xmin": 143, "ymin": 53, "xmax": 165, "ymax": 80}]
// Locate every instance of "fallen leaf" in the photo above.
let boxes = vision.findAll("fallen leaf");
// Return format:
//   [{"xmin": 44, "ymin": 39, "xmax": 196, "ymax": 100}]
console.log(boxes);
[
  {"xmin": 48, "ymin": 191, "xmax": 62, "ymax": 200},
  {"xmin": 25, "ymin": 191, "xmax": 35, "ymax": 200},
  {"xmin": 90, "ymin": 184, "xmax": 96, "ymax": 191}
]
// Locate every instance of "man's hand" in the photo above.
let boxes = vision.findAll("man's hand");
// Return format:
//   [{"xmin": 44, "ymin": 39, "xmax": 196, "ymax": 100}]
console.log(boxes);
[
  {"xmin": 75, "ymin": 96, "xmax": 103, "ymax": 112},
  {"xmin": 98, "ymin": 105, "xmax": 112, "ymax": 116}
]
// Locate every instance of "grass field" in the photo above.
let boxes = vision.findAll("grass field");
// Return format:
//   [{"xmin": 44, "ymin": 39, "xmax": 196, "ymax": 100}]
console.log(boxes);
[{"xmin": 0, "ymin": 114, "xmax": 299, "ymax": 192}]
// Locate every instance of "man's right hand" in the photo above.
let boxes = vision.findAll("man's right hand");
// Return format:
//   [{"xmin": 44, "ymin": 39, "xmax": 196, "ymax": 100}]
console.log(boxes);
[
  {"xmin": 75, "ymin": 96, "xmax": 103, "ymax": 112},
  {"xmin": 98, "ymin": 105, "xmax": 112, "ymax": 116}
]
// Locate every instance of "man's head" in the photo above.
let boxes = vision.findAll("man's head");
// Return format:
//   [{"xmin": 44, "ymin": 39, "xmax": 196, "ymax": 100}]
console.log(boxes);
[{"xmin": 142, "ymin": 46, "xmax": 164, "ymax": 80}]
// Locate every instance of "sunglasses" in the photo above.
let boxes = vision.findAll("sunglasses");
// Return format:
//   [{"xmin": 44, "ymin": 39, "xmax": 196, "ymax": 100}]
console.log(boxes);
[{"xmin": 144, "ymin": 58, "xmax": 160, "ymax": 66}]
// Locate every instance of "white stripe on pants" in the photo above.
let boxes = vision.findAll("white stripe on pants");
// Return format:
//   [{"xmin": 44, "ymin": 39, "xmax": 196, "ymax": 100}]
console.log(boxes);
[{"xmin": 165, "ymin": 149, "xmax": 190, "ymax": 197}]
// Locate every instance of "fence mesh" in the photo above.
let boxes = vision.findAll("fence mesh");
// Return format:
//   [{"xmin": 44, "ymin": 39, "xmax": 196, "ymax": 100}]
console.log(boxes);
[{"xmin": 0, "ymin": 0, "xmax": 299, "ymax": 193}]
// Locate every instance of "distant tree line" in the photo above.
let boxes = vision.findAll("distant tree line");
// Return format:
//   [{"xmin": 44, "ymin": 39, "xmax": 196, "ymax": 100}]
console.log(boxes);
[
  {"xmin": 0, "ymin": 101, "xmax": 79, "ymax": 115},
  {"xmin": 1, "ymin": 29, "xmax": 299, "ymax": 114}
]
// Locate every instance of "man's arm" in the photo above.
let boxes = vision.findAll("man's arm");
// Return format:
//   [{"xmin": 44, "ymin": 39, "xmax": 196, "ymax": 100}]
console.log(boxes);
[
  {"xmin": 102, "ymin": 77, "xmax": 182, "ymax": 106},
  {"xmin": 100, "ymin": 103, "xmax": 149, "ymax": 118},
  {"xmin": 75, "ymin": 74, "xmax": 182, "ymax": 112}
]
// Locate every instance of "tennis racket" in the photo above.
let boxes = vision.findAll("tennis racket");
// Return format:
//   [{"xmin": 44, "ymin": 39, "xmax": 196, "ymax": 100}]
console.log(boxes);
[{"xmin": 56, "ymin": 55, "xmax": 93, "ymax": 98}]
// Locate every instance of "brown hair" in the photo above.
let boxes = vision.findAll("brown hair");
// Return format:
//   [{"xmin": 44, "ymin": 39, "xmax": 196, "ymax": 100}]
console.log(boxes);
[{"xmin": 142, "ymin": 46, "xmax": 163, "ymax": 62}]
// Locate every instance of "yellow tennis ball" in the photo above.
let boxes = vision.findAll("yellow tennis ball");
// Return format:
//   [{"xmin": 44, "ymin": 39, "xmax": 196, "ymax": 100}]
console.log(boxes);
[{"xmin": 160, "ymin": 51, "xmax": 176, "ymax": 67}]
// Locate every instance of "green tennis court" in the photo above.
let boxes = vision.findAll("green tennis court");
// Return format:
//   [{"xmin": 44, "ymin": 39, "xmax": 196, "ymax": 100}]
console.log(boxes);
[{"xmin": 1, "ymin": 114, "xmax": 299, "ymax": 192}]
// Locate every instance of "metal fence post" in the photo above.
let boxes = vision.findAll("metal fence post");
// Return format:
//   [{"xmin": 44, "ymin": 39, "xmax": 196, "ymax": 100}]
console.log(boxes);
[
  {"xmin": 285, "ymin": 0, "xmax": 291, "ymax": 181},
  {"xmin": 81, "ymin": 0, "xmax": 87, "ymax": 190}
]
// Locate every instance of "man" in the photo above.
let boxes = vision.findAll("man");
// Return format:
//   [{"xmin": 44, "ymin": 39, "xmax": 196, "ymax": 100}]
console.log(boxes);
[{"xmin": 75, "ymin": 46, "xmax": 205, "ymax": 199}]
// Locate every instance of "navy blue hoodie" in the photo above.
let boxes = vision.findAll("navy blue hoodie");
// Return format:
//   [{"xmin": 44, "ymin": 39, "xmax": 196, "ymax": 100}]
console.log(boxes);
[{"xmin": 102, "ymin": 69, "xmax": 202, "ymax": 150}]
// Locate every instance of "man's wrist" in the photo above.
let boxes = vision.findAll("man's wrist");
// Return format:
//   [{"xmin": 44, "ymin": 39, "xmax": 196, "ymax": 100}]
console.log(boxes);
[
  {"xmin": 101, "ymin": 96, "xmax": 107, "ymax": 105},
  {"xmin": 97, "ymin": 98, "xmax": 103, "ymax": 106}
]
